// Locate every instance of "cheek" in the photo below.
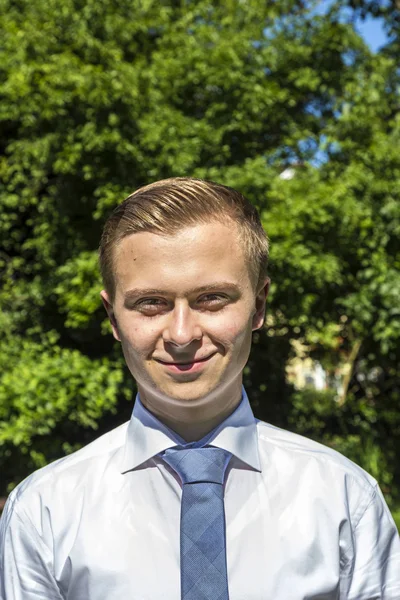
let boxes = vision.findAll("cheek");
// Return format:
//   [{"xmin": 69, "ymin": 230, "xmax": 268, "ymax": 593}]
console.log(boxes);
[
  {"xmin": 208, "ymin": 310, "xmax": 252, "ymax": 347},
  {"xmin": 119, "ymin": 321, "xmax": 159, "ymax": 357}
]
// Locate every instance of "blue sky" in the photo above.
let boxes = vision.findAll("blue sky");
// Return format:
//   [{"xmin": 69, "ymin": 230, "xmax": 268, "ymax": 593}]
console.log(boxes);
[
  {"xmin": 356, "ymin": 14, "xmax": 388, "ymax": 52},
  {"xmin": 315, "ymin": 0, "xmax": 389, "ymax": 53}
]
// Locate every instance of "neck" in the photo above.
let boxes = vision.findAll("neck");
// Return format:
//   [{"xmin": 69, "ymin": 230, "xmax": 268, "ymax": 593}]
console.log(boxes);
[{"xmin": 138, "ymin": 381, "xmax": 243, "ymax": 442}]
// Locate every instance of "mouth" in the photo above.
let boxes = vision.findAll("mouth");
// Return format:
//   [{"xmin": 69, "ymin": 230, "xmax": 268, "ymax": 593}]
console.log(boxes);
[{"xmin": 154, "ymin": 353, "xmax": 216, "ymax": 372}]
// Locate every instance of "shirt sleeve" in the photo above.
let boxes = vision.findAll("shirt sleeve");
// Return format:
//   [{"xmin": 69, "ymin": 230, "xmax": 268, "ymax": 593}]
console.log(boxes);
[
  {"xmin": 346, "ymin": 484, "xmax": 400, "ymax": 600},
  {"xmin": 0, "ymin": 495, "xmax": 63, "ymax": 600}
]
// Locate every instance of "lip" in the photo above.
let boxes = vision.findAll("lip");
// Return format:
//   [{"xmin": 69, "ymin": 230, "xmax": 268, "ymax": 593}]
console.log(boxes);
[{"xmin": 155, "ymin": 353, "xmax": 216, "ymax": 373}]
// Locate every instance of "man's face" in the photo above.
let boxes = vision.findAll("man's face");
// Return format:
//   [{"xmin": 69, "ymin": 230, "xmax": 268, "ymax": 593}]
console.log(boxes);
[{"xmin": 101, "ymin": 220, "xmax": 268, "ymax": 409}]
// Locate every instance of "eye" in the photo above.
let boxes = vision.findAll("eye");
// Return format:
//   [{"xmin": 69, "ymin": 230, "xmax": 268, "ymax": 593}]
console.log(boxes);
[
  {"xmin": 137, "ymin": 298, "xmax": 163, "ymax": 306},
  {"xmin": 198, "ymin": 294, "xmax": 229, "ymax": 309},
  {"xmin": 201, "ymin": 294, "xmax": 225, "ymax": 302},
  {"xmin": 134, "ymin": 298, "xmax": 167, "ymax": 315}
]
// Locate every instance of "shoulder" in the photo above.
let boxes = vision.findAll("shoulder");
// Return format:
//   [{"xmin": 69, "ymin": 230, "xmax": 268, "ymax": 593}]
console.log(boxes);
[
  {"xmin": 7, "ymin": 421, "xmax": 129, "ymax": 513},
  {"xmin": 255, "ymin": 419, "xmax": 377, "ymax": 499}
]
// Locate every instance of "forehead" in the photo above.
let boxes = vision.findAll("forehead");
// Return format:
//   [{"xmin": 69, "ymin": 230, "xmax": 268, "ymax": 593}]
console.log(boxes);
[{"xmin": 113, "ymin": 221, "xmax": 252, "ymax": 296}]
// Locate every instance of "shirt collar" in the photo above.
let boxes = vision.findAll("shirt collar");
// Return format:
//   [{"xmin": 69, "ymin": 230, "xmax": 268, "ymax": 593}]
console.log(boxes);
[{"xmin": 121, "ymin": 387, "xmax": 261, "ymax": 473}]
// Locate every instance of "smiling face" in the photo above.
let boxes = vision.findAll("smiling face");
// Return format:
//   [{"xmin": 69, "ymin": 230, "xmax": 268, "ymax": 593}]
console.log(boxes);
[{"xmin": 101, "ymin": 219, "xmax": 269, "ymax": 434}]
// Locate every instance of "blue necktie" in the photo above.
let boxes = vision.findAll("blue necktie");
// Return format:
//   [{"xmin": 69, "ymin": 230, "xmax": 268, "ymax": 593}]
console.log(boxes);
[{"xmin": 162, "ymin": 446, "xmax": 232, "ymax": 600}]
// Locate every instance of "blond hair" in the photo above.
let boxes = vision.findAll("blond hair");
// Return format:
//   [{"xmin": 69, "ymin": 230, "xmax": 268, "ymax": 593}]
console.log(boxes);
[{"xmin": 99, "ymin": 177, "xmax": 269, "ymax": 301}]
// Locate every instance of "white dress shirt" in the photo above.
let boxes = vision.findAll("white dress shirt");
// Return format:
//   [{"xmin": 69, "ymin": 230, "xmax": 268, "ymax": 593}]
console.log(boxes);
[{"xmin": 1, "ymin": 388, "xmax": 399, "ymax": 600}]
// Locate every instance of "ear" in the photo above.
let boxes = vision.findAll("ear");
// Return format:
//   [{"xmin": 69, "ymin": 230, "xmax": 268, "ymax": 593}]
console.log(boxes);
[
  {"xmin": 100, "ymin": 290, "xmax": 121, "ymax": 342},
  {"xmin": 252, "ymin": 277, "xmax": 270, "ymax": 331}
]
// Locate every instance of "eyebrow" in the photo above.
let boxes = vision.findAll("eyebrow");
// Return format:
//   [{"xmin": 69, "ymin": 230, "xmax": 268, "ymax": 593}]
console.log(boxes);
[{"xmin": 123, "ymin": 282, "xmax": 241, "ymax": 302}]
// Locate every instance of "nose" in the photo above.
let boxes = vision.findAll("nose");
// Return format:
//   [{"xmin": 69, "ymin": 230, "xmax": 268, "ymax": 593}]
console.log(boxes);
[{"xmin": 162, "ymin": 303, "xmax": 202, "ymax": 348}]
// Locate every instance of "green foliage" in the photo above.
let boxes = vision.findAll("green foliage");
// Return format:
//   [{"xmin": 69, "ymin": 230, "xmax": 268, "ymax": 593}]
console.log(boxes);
[
  {"xmin": 392, "ymin": 507, "xmax": 400, "ymax": 533},
  {"xmin": 0, "ymin": 337, "xmax": 123, "ymax": 441},
  {"xmin": 0, "ymin": 0, "xmax": 399, "ymax": 512},
  {"xmin": 0, "ymin": 329, "xmax": 131, "ymax": 489}
]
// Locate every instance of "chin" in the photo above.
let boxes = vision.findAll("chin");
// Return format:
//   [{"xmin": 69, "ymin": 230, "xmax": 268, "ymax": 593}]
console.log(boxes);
[{"xmin": 154, "ymin": 378, "xmax": 223, "ymax": 405}]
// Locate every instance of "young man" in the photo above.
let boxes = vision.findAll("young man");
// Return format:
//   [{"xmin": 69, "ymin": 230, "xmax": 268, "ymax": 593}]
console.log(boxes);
[{"xmin": 0, "ymin": 178, "xmax": 399, "ymax": 599}]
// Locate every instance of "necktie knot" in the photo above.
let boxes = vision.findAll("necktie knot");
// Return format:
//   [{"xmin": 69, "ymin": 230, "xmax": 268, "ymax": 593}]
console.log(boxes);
[{"xmin": 162, "ymin": 446, "xmax": 232, "ymax": 485}]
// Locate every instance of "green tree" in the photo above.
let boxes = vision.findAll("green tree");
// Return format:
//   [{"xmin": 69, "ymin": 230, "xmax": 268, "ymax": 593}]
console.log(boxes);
[{"xmin": 0, "ymin": 0, "xmax": 398, "ymax": 511}]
